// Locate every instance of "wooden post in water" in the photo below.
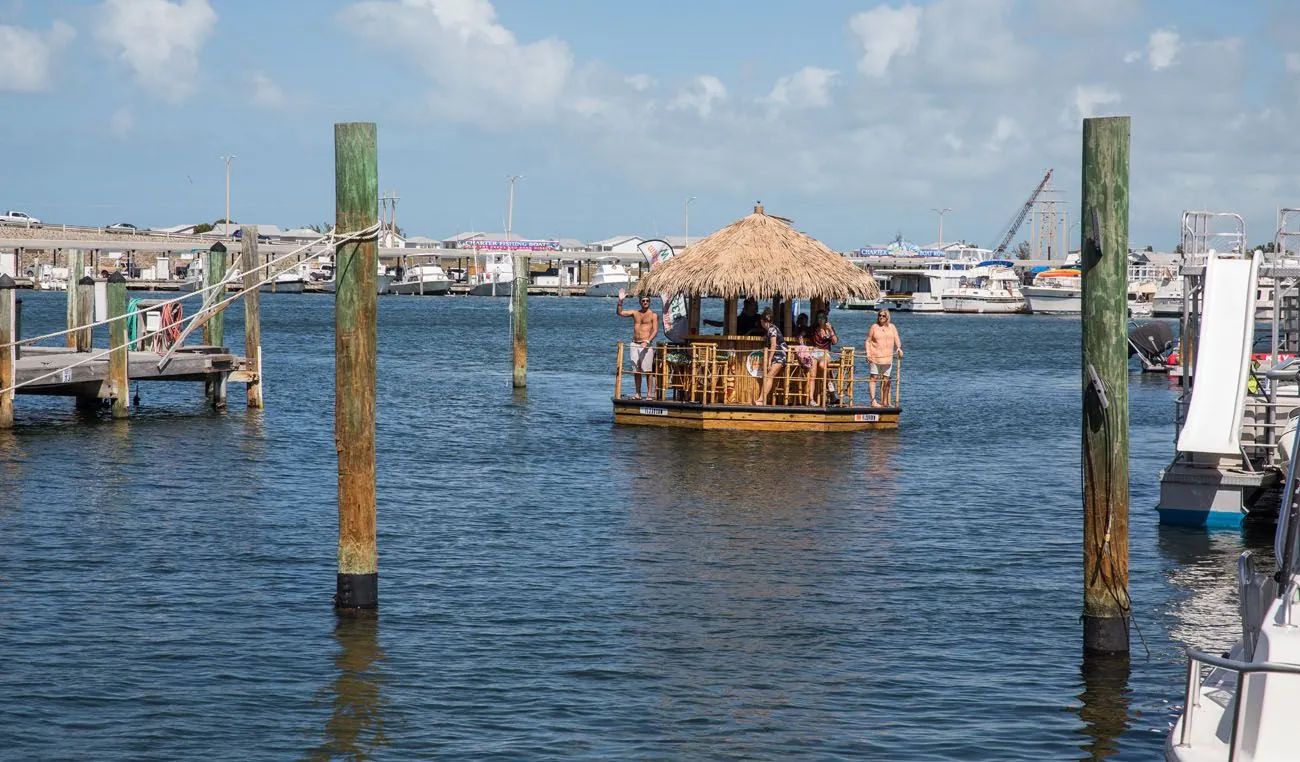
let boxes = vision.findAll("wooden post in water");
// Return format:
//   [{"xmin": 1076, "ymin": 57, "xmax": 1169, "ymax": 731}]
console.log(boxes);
[
  {"xmin": 204, "ymin": 241, "xmax": 228, "ymax": 348},
  {"xmin": 334, "ymin": 122, "xmax": 379, "ymax": 612},
  {"xmin": 0, "ymin": 274, "xmax": 15, "ymax": 428},
  {"xmin": 240, "ymin": 226, "xmax": 264, "ymax": 408},
  {"xmin": 511, "ymin": 252, "xmax": 528, "ymax": 388},
  {"xmin": 65, "ymin": 250, "xmax": 85, "ymax": 348},
  {"xmin": 1081, "ymin": 115, "xmax": 1131, "ymax": 656},
  {"xmin": 75, "ymin": 276, "xmax": 94, "ymax": 352},
  {"xmin": 106, "ymin": 272, "xmax": 130, "ymax": 419}
]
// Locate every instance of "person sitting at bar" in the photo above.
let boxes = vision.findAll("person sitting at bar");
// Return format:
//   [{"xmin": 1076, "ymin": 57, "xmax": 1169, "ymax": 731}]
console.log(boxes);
[
  {"xmin": 704, "ymin": 297, "xmax": 762, "ymax": 335},
  {"xmin": 755, "ymin": 308, "xmax": 787, "ymax": 406},
  {"xmin": 792, "ymin": 312, "xmax": 811, "ymax": 341}
]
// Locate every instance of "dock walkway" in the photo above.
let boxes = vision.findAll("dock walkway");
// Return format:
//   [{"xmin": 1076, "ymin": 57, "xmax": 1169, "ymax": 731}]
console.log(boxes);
[{"xmin": 15, "ymin": 345, "xmax": 248, "ymax": 397}]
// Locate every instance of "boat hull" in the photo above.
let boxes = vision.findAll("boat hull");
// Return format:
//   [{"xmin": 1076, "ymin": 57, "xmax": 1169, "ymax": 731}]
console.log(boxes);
[
  {"xmin": 941, "ymin": 295, "xmax": 1028, "ymax": 314},
  {"xmin": 584, "ymin": 281, "xmax": 632, "ymax": 298},
  {"xmin": 258, "ymin": 280, "xmax": 305, "ymax": 294},
  {"xmin": 390, "ymin": 279, "xmax": 451, "ymax": 296},
  {"xmin": 1152, "ymin": 295, "xmax": 1183, "ymax": 317},
  {"xmin": 612, "ymin": 398, "xmax": 900, "ymax": 431},
  {"xmin": 1022, "ymin": 285, "xmax": 1081, "ymax": 315},
  {"xmin": 468, "ymin": 281, "xmax": 513, "ymax": 297}
]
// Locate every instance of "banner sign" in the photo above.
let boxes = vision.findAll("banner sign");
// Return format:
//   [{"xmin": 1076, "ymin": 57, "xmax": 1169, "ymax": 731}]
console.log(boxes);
[
  {"xmin": 468, "ymin": 239, "xmax": 561, "ymax": 252},
  {"xmin": 637, "ymin": 239, "xmax": 686, "ymax": 322}
]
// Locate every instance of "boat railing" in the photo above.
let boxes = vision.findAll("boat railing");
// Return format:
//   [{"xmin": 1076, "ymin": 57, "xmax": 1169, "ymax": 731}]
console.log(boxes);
[
  {"xmin": 1176, "ymin": 644, "xmax": 1300, "ymax": 758},
  {"xmin": 614, "ymin": 341, "xmax": 900, "ymax": 408}
]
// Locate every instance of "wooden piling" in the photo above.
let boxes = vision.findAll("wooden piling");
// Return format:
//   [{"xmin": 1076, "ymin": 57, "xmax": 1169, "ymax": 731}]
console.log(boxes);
[
  {"xmin": 511, "ymin": 252, "xmax": 528, "ymax": 388},
  {"xmin": 106, "ymin": 272, "xmax": 129, "ymax": 419},
  {"xmin": 65, "ymin": 250, "xmax": 85, "ymax": 349},
  {"xmin": 1081, "ymin": 115, "xmax": 1131, "ymax": 656},
  {"xmin": 204, "ymin": 242, "xmax": 228, "ymax": 348},
  {"xmin": 240, "ymin": 226, "xmax": 264, "ymax": 408},
  {"xmin": 0, "ymin": 274, "xmax": 15, "ymax": 428},
  {"xmin": 333, "ymin": 122, "xmax": 379, "ymax": 612},
  {"xmin": 75, "ymin": 276, "xmax": 94, "ymax": 352}
]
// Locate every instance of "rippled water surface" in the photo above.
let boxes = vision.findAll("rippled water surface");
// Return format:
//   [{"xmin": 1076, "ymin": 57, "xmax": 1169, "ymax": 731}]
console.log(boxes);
[{"xmin": 0, "ymin": 291, "xmax": 1271, "ymax": 760}]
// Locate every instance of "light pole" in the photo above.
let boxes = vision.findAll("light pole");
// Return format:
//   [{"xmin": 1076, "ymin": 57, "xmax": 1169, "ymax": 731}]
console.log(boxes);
[
  {"xmin": 219, "ymin": 154, "xmax": 236, "ymax": 233},
  {"xmin": 930, "ymin": 206, "xmax": 951, "ymax": 247},
  {"xmin": 684, "ymin": 196, "xmax": 697, "ymax": 248}
]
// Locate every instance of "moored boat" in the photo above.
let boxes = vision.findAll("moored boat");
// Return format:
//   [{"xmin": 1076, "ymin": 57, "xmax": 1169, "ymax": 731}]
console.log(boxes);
[
  {"xmin": 940, "ymin": 262, "xmax": 1028, "ymax": 314},
  {"xmin": 584, "ymin": 258, "xmax": 634, "ymax": 297},
  {"xmin": 1023, "ymin": 268, "xmax": 1081, "ymax": 314},
  {"xmin": 389, "ymin": 264, "xmax": 451, "ymax": 295}
]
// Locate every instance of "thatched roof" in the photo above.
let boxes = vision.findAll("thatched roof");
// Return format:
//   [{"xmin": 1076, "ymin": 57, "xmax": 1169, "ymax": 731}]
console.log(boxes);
[{"xmin": 635, "ymin": 205, "xmax": 880, "ymax": 301}]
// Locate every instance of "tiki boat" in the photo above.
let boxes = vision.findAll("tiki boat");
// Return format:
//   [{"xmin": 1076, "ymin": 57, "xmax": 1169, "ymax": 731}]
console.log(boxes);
[{"xmin": 612, "ymin": 204, "xmax": 897, "ymax": 432}]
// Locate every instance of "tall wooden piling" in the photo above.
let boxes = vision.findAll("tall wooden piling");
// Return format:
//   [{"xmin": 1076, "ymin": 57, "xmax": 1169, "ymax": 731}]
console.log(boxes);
[
  {"xmin": 204, "ymin": 242, "xmax": 228, "ymax": 348},
  {"xmin": 75, "ymin": 276, "xmax": 94, "ymax": 352},
  {"xmin": 511, "ymin": 253, "xmax": 528, "ymax": 388},
  {"xmin": 240, "ymin": 226, "xmax": 264, "ymax": 408},
  {"xmin": 0, "ymin": 274, "xmax": 15, "ymax": 428},
  {"xmin": 1081, "ymin": 115, "xmax": 1131, "ymax": 656},
  {"xmin": 106, "ymin": 272, "xmax": 129, "ymax": 419},
  {"xmin": 65, "ymin": 250, "xmax": 85, "ymax": 349},
  {"xmin": 333, "ymin": 122, "xmax": 379, "ymax": 612}
]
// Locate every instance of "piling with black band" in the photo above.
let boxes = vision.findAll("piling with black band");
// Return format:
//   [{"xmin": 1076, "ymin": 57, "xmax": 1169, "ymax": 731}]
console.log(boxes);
[{"xmin": 334, "ymin": 122, "xmax": 380, "ymax": 612}]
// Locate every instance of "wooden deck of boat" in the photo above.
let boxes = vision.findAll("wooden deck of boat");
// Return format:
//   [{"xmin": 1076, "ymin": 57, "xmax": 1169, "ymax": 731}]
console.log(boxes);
[
  {"xmin": 612, "ymin": 397, "xmax": 900, "ymax": 431},
  {"xmin": 14, "ymin": 345, "xmax": 248, "ymax": 396}
]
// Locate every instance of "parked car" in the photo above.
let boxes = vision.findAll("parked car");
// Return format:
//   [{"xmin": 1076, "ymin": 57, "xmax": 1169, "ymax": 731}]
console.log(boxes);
[
  {"xmin": 0, "ymin": 210, "xmax": 40, "ymax": 226},
  {"xmin": 232, "ymin": 228, "xmax": 272, "ymax": 242},
  {"xmin": 106, "ymin": 222, "xmax": 137, "ymax": 232}
]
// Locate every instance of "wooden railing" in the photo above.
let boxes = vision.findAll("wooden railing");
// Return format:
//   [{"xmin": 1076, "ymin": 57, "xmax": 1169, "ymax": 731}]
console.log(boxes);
[{"xmin": 613, "ymin": 342, "xmax": 902, "ymax": 407}]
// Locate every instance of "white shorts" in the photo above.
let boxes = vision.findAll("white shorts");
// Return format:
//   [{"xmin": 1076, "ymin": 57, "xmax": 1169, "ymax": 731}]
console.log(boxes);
[
  {"xmin": 869, "ymin": 362, "xmax": 892, "ymax": 377},
  {"xmin": 630, "ymin": 344, "xmax": 654, "ymax": 372}
]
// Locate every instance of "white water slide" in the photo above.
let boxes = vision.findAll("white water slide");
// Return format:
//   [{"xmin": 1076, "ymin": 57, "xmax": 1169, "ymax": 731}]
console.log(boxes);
[{"xmin": 1176, "ymin": 251, "xmax": 1261, "ymax": 455}]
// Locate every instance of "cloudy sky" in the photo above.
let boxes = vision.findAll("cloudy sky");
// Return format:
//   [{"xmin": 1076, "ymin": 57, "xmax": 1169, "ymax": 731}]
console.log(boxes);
[{"xmin": 2, "ymin": 0, "xmax": 1297, "ymax": 249}]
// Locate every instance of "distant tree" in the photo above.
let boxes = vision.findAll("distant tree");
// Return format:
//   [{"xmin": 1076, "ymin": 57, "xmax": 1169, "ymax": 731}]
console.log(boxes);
[
  {"xmin": 193, "ymin": 222, "xmax": 213, "ymax": 234},
  {"xmin": 1174, "ymin": 244, "xmax": 1184, "ymax": 255},
  {"xmin": 213, "ymin": 218, "xmax": 234, "ymax": 225},
  {"xmin": 1144, "ymin": 245, "xmax": 1154, "ymax": 252},
  {"xmin": 307, "ymin": 222, "xmax": 333, "ymax": 234},
  {"xmin": 1014, "ymin": 241, "xmax": 1031, "ymax": 259}
]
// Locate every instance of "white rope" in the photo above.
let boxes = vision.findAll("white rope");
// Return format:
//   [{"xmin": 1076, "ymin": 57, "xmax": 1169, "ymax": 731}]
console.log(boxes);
[{"xmin": 0, "ymin": 224, "xmax": 376, "ymax": 350}]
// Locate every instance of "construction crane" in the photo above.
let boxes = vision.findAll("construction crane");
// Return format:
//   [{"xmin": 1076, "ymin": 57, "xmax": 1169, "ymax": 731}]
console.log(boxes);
[{"xmin": 992, "ymin": 169, "xmax": 1053, "ymax": 256}]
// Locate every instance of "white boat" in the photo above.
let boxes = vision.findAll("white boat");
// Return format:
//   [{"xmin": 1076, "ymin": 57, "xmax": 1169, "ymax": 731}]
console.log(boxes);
[
  {"xmin": 389, "ymin": 264, "xmax": 451, "ymax": 296},
  {"xmin": 321, "ymin": 261, "xmax": 395, "ymax": 295},
  {"xmin": 1023, "ymin": 268, "xmax": 1081, "ymax": 314},
  {"xmin": 941, "ymin": 263, "xmax": 1028, "ymax": 314},
  {"xmin": 259, "ymin": 270, "xmax": 306, "ymax": 294},
  {"xmin": 468, "ymin": 253, "xmax": 516, "ymax": 297},
  {"xmin": 1154, "ymin": 277, "xmax": 1185, "ymax": 317},
  {"xmin": 879, "ymin": 259, "xmax": 981, "ymax": 312},
  {"xmin": 1166, "ymin": 419, "xmax": 1300, "ymax": 761},
  {"xmin": 584, "ymin": 259, "xmax": 634, "ymax": 297}
]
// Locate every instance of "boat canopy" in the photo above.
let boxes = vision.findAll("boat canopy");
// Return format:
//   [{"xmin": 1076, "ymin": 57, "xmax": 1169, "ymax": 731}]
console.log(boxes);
[{"xmin": 976, "ymin": 259, "xmax": 1017, "ymax": 268}]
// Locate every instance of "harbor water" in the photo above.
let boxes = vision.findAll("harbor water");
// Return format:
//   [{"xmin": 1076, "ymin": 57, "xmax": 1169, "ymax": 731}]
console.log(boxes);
[{"xmin": 0, "ymin": 292, "xmax": 1270, "ymax": 760}]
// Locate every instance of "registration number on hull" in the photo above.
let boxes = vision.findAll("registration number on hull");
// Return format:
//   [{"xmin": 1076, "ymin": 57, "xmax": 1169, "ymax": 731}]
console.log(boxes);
[
  {"xmin": 639, "ymin": 407, "xmax": 668, "ymax": 416},
  {"xmin": 854, "ymin": 413, "xmax": 880, "ymax": 422}
]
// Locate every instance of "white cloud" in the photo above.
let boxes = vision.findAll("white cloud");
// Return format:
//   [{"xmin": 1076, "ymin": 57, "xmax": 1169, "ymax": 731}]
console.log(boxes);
[
  {"xmin": 109, "ymin": 107, "xmax": 134, "ymax": 138},
  {"xmin": 247, "ymin": 71, "xmax": 306, "ymax": 111},
  {"xmin": 625, "ymin": 74, "xmax": 655, "ymax": 92},
  {"xmin": 96, "ymin": 0, "xmax": 217, "ymax": 102},
  {"xmin": 668, "ymin": 75, "xmax": 727, "ymax": 119},
  {"xmin": 1148, "ymin": 28, "xmax": 1180, "ymax": 70},
  {"xmin": 1067, "ymin": 84, "xmax": 1122, "ymax": 123},
  {"xmin": 342, "ymin": 0, "xmax": 573, "ymax": 123},
  {"xmin": 762, "ymin": 66, "xmax": 837, "ymax": 109},
  {"xmin": 1286, "ymin": 52, "xmax": 1300, "ymax": 73},
  {"xmin": 985, "ymin": 115, "xmax": 1021, "ymax": 152},
  {"xmin": 850, "ymin": 4, "xmax": 921, "ymax": 78},
  {"xmin": 0, "ymin": 21, "xmax": 75, "ymax": 92}
]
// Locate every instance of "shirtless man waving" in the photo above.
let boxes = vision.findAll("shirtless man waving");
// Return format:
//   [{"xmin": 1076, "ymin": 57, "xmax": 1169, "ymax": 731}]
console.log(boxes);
[
  {"xmin": 617, "ymin": 288, "xmax": 660, "ymax": 399},
  {"xmin": 865, "ymin": 308, "xmax": 903, "ymax": 407}
]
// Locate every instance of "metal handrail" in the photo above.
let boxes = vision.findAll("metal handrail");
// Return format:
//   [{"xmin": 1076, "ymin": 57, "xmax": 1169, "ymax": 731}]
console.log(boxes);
[{"xmin": 1178, "ymin": 646, "xmax": 1300, "ymax": 758}]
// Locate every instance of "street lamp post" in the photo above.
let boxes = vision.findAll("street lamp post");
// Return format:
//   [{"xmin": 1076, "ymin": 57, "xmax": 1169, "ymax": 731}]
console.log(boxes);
[
  {"xmin": 930, "ymin": 207, "xmax": 952, "ymax": 247},
  {"xmin": 684, "ymin": 196, "xmax": 697, "ymax": 249},
  {"xmin": 220, "ymin": 154, "xmax": 236, "ymax": 233}
]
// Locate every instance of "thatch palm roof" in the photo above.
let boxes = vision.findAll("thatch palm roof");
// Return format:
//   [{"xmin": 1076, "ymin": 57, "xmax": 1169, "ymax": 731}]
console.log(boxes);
[{"xmin": 635, "ymin": 205, "xmax": 880, "ymax": 301}]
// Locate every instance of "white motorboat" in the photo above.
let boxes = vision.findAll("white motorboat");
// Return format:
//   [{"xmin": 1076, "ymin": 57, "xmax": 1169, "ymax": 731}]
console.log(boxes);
[
  {"xmin": 321, "ymin": 261, "xmax": 395, "ymax": 295},
  {"xmin": 1166, "ymin": 419, "xmax": 1300, "ymax": 761},
  {"xmin": 941, "ymin": 263, "xmax": 1028, "ymax": 314},
  {"xmin": 389, "ymin": 264, "xmax": 451, "ymax": 296},
  {"xmin": 1023, "ymin": 268, "xmax": 1081, "ymax": 315},
  {"xmin": 880, "ymin": 260, "xmax": 980, "ymax": 312},
  {"xmin": 584, "ymin": 259, "xmax": 634, "ymax": 297},
  {"xmin": 259, "ymin": 269, "xmax": 306, "ymax": 294},
  {"xmin": 468, "ymin": 253, "xmax": 516, "ymax": 297}
]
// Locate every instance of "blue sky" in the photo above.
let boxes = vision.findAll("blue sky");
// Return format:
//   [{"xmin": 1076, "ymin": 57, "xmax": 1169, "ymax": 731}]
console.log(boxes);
[{"xmin": 2, "ymin": 0, "xmax": 1297, "ymax": 250}]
